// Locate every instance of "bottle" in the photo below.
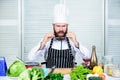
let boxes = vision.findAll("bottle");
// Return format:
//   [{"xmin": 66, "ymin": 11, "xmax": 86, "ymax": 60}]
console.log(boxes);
[{"xmin": 89, "ymin": 45, "xmax": 98, "ymax": 70}]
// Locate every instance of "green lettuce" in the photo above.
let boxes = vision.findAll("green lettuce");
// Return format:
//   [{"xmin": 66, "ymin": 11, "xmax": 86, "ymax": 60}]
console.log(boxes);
[
  {"xmin": 18, "ymin": 68, "xmax": 32, "ymax": 80},
  {"xmin": 6, "ymin": 60, "xmax": 26, "ymax": 77}
]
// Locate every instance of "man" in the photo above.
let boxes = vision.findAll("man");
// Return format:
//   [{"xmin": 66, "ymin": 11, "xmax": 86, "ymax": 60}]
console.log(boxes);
[{"xmin": 28, "ymin": 4, "xmax": 90, "ymax": 68}]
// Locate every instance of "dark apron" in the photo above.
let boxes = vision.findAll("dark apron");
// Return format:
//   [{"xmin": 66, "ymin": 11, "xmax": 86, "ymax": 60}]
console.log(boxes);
[{"xmin": 46, "ymin": 37, "xmax": 74, "ymax": 68}]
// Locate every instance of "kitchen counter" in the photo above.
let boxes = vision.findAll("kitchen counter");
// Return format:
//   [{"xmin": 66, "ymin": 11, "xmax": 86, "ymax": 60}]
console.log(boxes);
[
  {"xmin": 0, "ymin": 74, "xmax": 120, "ymax": 80},
  {"xmin": 63, "ymin": 74, "xmax": 120, "ymax": 80},
  {"xmin": 0, "ymin": 76, "xmax": 17, "ymax": 80}
]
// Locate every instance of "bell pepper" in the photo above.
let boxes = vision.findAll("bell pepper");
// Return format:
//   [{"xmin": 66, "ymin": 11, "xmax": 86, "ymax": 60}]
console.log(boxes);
[{"xmin": 92, "ymin": 66, "xmax": 103, "ymax": 75}]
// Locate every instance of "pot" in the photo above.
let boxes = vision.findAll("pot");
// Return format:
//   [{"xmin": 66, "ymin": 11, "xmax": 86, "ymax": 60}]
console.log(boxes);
[{"xmin": 25, "ymin": 62, "xmax": 41, "ymax": 68}]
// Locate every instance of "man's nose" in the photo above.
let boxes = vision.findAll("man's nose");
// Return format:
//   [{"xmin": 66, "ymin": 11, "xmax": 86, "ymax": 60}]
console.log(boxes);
[{"xmin": 59, "ymin": 27, "xmax": 63, "ymax": 31}]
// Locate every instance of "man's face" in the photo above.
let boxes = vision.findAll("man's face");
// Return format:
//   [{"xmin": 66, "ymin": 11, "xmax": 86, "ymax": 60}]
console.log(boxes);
[{"xmin": 53, "ymin": 23, "xmax": 68, "ymax": 37}]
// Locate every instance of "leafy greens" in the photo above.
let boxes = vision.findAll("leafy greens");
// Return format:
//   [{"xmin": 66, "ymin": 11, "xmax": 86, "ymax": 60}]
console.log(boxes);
[{"xmin": 70, "ymin": 65, "xmax": 92, "ymax": 80}]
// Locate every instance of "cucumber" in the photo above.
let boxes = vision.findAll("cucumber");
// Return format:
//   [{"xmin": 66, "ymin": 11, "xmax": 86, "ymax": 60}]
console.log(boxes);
[{"xmin": 88, "ymin": 76, "xmax": 102, "ymax": 80}]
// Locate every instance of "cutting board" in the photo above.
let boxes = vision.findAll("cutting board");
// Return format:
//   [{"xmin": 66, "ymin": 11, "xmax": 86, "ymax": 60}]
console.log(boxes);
[{"xmin": 52, "ymin": 68, "xmax": 72, "ymax": 74}]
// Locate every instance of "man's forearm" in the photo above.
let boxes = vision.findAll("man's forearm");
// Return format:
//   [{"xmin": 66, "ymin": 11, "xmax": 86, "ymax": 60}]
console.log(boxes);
[
  {"xmin": 71, "ymin": 38, "xmax": 79, "ymax": 48},
  {"xmin": 73, "ymin": 41, "xmax": 79, "ymax": 48},
  {"xmin": 38, "ymin": 41, "xmax": 46, "ymax": 50}
]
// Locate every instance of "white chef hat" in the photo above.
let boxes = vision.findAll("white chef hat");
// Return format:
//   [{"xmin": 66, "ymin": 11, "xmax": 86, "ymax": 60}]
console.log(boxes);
[{"xmin": 53, "ymin": 4, "xmax": 69, "ymax": 23}]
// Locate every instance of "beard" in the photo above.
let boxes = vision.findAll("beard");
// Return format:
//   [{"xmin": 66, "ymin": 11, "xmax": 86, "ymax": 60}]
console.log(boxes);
[{"xmin": 54, "ymin": 29, "xmax": 67, "ymax": 38}]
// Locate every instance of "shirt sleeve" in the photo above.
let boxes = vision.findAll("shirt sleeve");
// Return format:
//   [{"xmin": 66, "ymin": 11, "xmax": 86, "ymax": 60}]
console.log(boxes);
[
  {"xmin": 69, "ymin": 39, "xmax": 91, "ymax": 59},
  {"xmin": 79, "ymin": 44, "xmax": 91, "ymax": 58},
  {"xmin": 28, "ymin": 39, "xmax": 50, "ymax": 61}
]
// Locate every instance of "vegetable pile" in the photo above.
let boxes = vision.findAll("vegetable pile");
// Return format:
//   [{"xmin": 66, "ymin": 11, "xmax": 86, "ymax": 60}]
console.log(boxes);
[
  {"xmin": 44, "ymin": 73, "xmax": 63, "ymax": 80},
  {"xmin": 70, "ymin": 65, "xmax": 92, "ymax": 80},
  {"xmin": 18, "ymin": 66, "xmax": 44, "ymax": 80},
  {"xmin": 87, "ymin": 66, "xmax": 106, "ymax": 80},
  {"xmin": 92, "ymin": 66, "xmax": 106, "ymax": 80},
  {"xmin": 6, "ymin": 60, "xmax": 26, "ymax": 77}
]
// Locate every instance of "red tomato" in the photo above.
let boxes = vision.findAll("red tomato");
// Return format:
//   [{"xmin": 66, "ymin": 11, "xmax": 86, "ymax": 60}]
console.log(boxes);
[{"xmin": 99, "ymin": 74, "xmax": 106, "ymax": 80}]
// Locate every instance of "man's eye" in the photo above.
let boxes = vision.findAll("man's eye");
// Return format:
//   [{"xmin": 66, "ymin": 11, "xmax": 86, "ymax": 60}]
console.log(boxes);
[
  {"xmin": 56, "ymin": 25, "xmax": 66, "ymax": 27},
  {"xmin": 57, "ymin": 25, "xmax": 60, "ymax": 27},
  {"xmin": 57, "ymin": 25, "xmax": 62, "ymax": 27},
  {"xmin": 62, "ymin": 25, "xmax": 66, "ymax": 27}
]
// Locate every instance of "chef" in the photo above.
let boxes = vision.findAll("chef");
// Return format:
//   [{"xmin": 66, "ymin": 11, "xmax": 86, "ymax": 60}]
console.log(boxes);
[{"xmin": 28, "ymin": 4, "xmax": 91, "ymax": 68}]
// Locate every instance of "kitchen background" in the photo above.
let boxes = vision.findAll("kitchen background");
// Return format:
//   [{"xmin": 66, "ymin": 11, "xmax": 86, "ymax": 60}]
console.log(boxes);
[{"xmin": 0, "ymin": 0, "xmax": 120, "ymax": 66}]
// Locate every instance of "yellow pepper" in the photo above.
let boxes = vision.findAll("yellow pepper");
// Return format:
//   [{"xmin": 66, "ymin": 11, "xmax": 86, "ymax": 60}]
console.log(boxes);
[{"xmin": 92, "ymin": 66, "xmax": 103, "ymax": 75}]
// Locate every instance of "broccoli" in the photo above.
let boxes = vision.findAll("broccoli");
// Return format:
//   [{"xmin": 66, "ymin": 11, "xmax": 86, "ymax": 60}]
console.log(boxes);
[{"xmin": 30, "ymin": 66, "xmax": 44, "ymax": 80}]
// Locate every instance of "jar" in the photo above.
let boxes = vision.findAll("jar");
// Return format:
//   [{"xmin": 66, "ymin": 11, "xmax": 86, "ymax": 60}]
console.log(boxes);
[
  {"xmin": 112, "ymin": 64, "xmax": 120, "ymax": 77},
  {"xmin": 103, "ymin": 55, "xmax": 114, "ymax": 75},
  {"xmin": 112, "ymin": 55, "xmax": 120, "ymax": 77}
]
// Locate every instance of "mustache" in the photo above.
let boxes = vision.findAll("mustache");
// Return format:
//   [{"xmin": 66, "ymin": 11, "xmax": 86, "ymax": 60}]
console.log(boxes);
[
  {"xmin": 57, "ymin": 31, "xmax": 64, "ymax": 33},
  {"xmin": 54, "ymin": 31, "xmax": 66, "ymax": 37},
  {"xmin": 54, "ymin": 28, "xmax": 68, "ymax": 37}
]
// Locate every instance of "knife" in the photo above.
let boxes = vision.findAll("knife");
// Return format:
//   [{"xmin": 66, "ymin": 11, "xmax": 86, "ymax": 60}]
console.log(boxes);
[{"xmin": 48, "ymin": 65, "xmax": 56, "ymax": 74}]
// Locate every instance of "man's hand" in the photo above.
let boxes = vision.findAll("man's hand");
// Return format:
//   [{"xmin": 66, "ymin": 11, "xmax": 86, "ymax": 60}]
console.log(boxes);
[
  {"xmin": 43, "ymin": 32, "xmax": 55, "ymax": 43},
  {"xmin": 66, "ymin": 32, "xmax": 79, "ymax": 48},
  {"xmin": 38, "ymin": 32, "xmax": 55, "ymax": 50}
]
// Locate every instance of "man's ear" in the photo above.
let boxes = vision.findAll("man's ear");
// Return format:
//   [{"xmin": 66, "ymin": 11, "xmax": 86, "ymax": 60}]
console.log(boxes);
[
  {"xmin": 52, "ymin": 24, "xmax": 55, "ymax": 29},
  {"xmin": 52, "ymin": 23, "xmax": 55, "ymax": 26},
  {"xmin": 66, "ymin": 24, "xmax": 68, "ymax": 27}
]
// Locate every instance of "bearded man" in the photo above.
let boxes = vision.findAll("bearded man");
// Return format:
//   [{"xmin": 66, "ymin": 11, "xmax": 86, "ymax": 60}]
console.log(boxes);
[{"xmin": 28, "ymin": 4, "xmax": 90, "ymax": 68}]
